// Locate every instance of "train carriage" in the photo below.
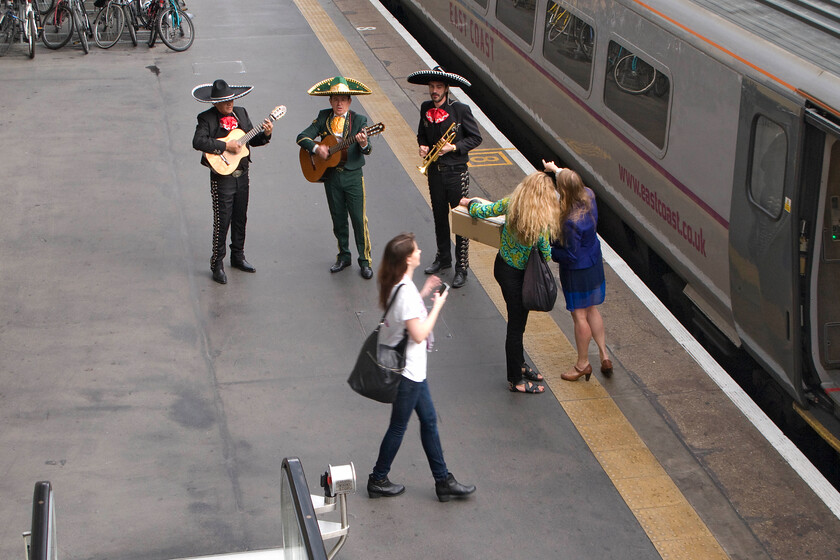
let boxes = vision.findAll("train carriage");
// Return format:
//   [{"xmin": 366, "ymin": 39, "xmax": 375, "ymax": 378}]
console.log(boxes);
[{"xmin": 391, "ymin": 0, "xmax": 840, "ymax": 425}]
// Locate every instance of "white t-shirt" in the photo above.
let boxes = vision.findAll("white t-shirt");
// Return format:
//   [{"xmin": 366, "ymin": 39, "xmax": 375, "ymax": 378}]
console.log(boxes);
[{"xmin": 379, "ymin": 277, "xmax": 428, "ymax": 382}]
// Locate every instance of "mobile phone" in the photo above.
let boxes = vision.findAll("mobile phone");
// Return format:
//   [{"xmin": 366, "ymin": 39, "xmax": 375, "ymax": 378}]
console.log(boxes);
[{"xmin": 438, "ymin": 282, "xmax": 450, "ymax": 296}]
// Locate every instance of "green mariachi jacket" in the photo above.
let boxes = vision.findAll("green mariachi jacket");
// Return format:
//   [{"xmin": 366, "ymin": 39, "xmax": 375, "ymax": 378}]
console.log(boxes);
[{"xmin": 296, "ymin": 109, "xmax": 372, "ymax": 171}]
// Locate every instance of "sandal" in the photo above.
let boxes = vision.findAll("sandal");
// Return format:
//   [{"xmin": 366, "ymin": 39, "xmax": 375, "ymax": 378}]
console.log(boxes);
[
  {"xmin": 508, "ymin": 380, "xmax": 544, "ymax": 394},
  {"xmin": 521, "ymin": 364, "xmax": 544, "ymax": 382}
]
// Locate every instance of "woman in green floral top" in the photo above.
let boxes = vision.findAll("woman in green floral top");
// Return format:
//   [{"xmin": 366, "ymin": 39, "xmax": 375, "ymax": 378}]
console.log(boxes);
[{"xmin": 460, "ymin": 171, "xmax": 560, "ymax": 393}]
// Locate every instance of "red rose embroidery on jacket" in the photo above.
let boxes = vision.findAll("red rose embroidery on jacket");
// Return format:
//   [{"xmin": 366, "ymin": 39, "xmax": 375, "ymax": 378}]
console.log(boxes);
[
  {"xmin": 220, "ymin": 116, "xmax": 238, "ymax": 131},
  {"xmin": 425, "ymin": 108, "xmax": 449, "ymax": 124}
]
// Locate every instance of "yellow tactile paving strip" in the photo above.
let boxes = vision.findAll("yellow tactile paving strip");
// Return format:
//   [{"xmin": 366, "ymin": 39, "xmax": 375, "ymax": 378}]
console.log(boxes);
[{"xmin": 293, "ymin": 0, "xmax": 729, "ymax": 556}]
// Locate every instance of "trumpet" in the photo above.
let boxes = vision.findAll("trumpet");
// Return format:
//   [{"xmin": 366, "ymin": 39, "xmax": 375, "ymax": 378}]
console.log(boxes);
[{"xmin": 418, "ymin": 122, "xmax": 460, "ymax": 175}]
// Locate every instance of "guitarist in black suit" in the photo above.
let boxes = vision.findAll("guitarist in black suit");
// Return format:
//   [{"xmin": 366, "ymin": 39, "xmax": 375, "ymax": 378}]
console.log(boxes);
[
  {"xmin": 192, "ymin": 79, "xmax": 273, "ymax": 285},
  {"xmin": 296, "ymin": 76, "xmax": 374, "ymax": 279}
]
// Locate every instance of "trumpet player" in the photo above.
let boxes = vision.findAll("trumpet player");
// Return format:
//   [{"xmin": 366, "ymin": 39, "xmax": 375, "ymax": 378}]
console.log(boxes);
[{"xmin": 408, "ymin": 67, "xmax": 482, "ymax": 288}]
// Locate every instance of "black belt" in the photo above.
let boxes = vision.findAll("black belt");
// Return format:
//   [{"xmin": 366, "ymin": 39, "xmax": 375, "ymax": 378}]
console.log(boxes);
[
  {"xmin": 231, "ymin": 169, "xmax": 245, "ymax": 178},
  {"xmin": 434, "ymin": 163, "xmax": 468, "ymax": 172}
]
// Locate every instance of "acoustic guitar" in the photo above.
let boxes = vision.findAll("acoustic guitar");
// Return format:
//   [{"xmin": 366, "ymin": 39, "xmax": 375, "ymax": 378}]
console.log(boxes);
[
  {"xmin": 299, "ymin": 122, "xmax": 385, "ymax": 182},
  {"xmin": 205, "ymin": 105, "xmax": 286, "ymax": 176}
]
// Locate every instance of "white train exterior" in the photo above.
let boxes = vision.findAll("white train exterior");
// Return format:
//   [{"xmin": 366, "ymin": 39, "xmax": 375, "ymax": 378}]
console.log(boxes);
[{"xmin": 392, "ymin": 0, "xmax": 840, "ymax": 420}]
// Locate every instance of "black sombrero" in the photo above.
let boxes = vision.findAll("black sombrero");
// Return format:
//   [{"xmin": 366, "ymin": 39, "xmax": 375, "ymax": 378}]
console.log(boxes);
[
  {"xmin": 192, "ymin": 79, "xmax": 254, "ymax": 103},
  {"xmin": 406, "ymin": 66, "xmax": 471, "ymax": 88}
]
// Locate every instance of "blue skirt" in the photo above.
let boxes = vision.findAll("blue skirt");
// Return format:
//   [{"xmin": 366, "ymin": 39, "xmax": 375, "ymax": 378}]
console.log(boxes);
[{"xmin": 558, "ymin": 261, "xmax": 605, "ymax": 311}]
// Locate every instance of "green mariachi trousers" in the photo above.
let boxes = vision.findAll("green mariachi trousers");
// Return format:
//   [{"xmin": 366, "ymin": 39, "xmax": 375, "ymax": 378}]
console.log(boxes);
[{"xmin": 323, "ymin": 167, "xmax": 372, "ymax": 267}]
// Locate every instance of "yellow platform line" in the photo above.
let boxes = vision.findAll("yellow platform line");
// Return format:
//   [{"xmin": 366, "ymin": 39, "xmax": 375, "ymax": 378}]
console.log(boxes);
[{"xmin": 294, "ymin": 0, "xmax": 728, "ymax": 557}]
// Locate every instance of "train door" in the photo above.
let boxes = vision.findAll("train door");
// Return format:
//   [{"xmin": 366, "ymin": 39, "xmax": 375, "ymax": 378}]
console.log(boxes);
[
  {"xmin": 802, "ymin": 109, "xmax": 840, "ymax": 403},
  {"xmin": 729, "ymin": 79, "xmax": 801, "ymax": 400}
]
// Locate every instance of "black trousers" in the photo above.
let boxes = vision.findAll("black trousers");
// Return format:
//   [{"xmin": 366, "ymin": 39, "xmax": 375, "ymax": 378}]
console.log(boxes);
[
  {"xmin": 494, "ymin": 253, "xmax": 529, "ymax": 384},
  {"xmin": 428, "ymin": 164, "xmax": 470, "ymax": 270},
  {"xmin": 210, "ymin": 170, "xmax": 249, "ymax": 270}
]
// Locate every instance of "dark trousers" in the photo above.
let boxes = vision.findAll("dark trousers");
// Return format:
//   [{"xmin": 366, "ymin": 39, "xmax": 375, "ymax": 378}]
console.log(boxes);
[
  {"xmin": 428, "ymin": 164, "xmax": 470, "ymax": 270},
  {"xmin": 210, "ymin": 171, "xmax": 249, "ymax": 270},
  {"xmin": 372, "ymin": 378, "xmax": 448, "ymax": 482},
  {"xmin": 323, "ymin": 168, "xmax": 371, "ymax": 267},
  {"xmin": 494, "ymin": 254, "xmax": 530, "ymax": 383}
]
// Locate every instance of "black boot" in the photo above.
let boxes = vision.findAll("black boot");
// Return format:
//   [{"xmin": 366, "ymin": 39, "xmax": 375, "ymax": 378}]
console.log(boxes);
[
  {"xmin": 452, "ymin": 236, "xmax": 469, "ymax": 288},
  {"xmin": 211, "ymin": 263, "xmax": 227, "ymax": 284},
  {"xmin": 424, "ymin": 256, "xmax": 452, "ymax": 275},
  {"xmin": 367, "ymin": 474, "xmax": 405, "ymax": 498},
  {"xmin": 435, "ymin": 473, "xmax": 475, "ymax": 502}
]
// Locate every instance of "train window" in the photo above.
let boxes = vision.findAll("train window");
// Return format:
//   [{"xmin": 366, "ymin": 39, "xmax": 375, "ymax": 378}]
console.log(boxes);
[
  {"xmin": 497, "ymin": 0, "xmax": 536, "ymax": 44},
  {"xmin": 603, "ymin": 41, "xmax": 670, "ymax": 149},
  {"xmin": 542, "ymin": 3, "xmax": 594, "ymax": 90},
  {"xmin": 472, "ymin": 0, "xmax": 488, "ymax": 8},
  {"xmin": 748, "ymin": 116, "xmax": 787, "ymax": 218}
]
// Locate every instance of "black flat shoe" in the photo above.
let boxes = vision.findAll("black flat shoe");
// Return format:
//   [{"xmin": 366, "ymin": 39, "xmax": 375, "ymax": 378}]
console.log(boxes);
[
  {"xmin": 435, "ymin": 473, "xmax": 475, "ymax": 502},
  {"xmin": 367, "ymin": 475, "xmax": 405, "ymax": 498},
  {"xmin": 231, "ymin": 258, "xmax": 256, "ymax": 273},
  {"xmin": 360, "ymin": 266, "xmax": 373, "ymax": 279},
  {"xmin": 211, "ymin": 264, "xmax": 227, "ymax": 284},
  {"xmin": 330, "ymin": 260, "xmax": 351, "ymax": 273},
  {"xmin": 424, "ymin": 258, "xmax": 451, "ymax": 274}
]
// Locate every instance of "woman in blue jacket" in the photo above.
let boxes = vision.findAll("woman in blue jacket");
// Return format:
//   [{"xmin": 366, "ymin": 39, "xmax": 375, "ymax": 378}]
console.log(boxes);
[{"xmin": 544, "ymin": 161, "xmax": 612, "ymax": 381}]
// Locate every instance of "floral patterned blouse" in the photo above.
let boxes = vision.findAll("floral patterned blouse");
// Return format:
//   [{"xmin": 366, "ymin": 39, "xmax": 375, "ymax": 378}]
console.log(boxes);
[{"xmin": 468, "ymin": 198, "xmax": 551, "ymax": 270}]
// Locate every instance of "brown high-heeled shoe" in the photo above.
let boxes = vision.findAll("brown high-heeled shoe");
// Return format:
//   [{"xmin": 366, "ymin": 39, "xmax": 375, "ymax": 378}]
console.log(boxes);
[
  {"xmin": 600, "ymin": 359, "xmax": 613, "ymax": 377},
  {"xmin": 561, "ymin": 364, "xmax": 592, "ymax": 382}
]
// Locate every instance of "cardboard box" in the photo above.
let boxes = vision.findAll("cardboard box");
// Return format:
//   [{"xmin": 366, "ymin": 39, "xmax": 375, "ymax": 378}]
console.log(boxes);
[{"xmin": 450, "ymin": 199, "xmax": 505, "ymax": 248}]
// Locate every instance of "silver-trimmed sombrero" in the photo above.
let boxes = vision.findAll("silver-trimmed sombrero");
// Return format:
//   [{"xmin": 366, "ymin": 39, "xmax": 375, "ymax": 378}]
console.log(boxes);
[
  {"xmin": 406, "ymin": 66, "xmax": 471, "ymax": 88},
  {"xmin": 192, "ymin": 79, "xmax": 253, "ymax": 103}
]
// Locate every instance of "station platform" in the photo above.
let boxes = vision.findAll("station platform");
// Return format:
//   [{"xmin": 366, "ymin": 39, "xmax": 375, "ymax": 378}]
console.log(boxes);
[{"xmin": 1, "ymin": 0, "xmax": 839, "ymax": 559}]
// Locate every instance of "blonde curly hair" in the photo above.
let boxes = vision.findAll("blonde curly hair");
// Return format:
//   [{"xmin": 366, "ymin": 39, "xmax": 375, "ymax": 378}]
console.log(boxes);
[{"xmin": 506, "ymin": 172, "xmax": 561, "ymax": 246}]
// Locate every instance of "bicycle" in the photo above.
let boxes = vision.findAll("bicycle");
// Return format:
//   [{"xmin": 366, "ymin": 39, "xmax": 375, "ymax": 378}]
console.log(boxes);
[
  {"xmin": 0, "ymin": 0, "xmax": 38, "ymax": 58},
  {"xmin": 68, "ymin": 0, "xmax": 92, "ymax": 53},
  {"xmin": 127, "ymin": 0, "xmax": 192, "ymax": 51},
  {"xmin": 545, "ymin": 1, "xmax": 570, "ymax": 42},
  {"xmin": 93, "ymin": 0, "xmax": 127, "ymax": 48},
  {"xmin": 40, "ymin": 0, "xmax": 71, "ymax": 48},
  {"xmin": 614, "ymin": 53, "xmax": 657, "ymax": 94}
]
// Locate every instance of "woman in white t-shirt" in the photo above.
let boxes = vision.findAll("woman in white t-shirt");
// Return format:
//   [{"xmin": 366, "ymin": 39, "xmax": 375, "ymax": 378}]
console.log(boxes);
[{"xmin": 367, "ymin": 232, "xmax": 476, "ymax": 503}]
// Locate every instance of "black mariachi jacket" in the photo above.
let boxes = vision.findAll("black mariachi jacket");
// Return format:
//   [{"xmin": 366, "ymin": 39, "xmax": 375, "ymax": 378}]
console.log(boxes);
[
  {"xmin": 416, "ymin": 96, "xmax": 482, "ymax": 166},
  {"xmin": 192, "ymin": 106, "xmax": 271, "ymax": 171}
]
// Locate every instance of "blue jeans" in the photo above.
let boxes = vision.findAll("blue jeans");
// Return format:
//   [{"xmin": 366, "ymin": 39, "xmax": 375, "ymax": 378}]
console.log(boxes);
[{"xmin": 372, "ymin": 378, "xmax": 448, "ymax": 482}]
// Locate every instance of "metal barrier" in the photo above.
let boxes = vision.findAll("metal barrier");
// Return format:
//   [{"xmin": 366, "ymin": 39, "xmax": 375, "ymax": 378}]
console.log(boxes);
[{"xmin": 22, "ymin": 458, "xmax": 356, "ymax": 560}]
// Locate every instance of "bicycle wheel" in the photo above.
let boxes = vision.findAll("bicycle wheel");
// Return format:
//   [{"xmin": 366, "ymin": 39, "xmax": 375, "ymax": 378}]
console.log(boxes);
[
  {"xmin": 156, "ymin": 6, "xmax": 192, "ymax": 51},
  {"xmin": 27, "ymin": 9, "xmax": 36, "ymax": 57},
  {"xmin": 72, "ymin": 0, "xmax": 88, "ymax": 53},
  {"xmin": 123, "ymin": 5, "xmax": 136, "ymax": 45},
  {"xmin": 0, "ymin": 15, "xmax": 13, "ymax": 57},
  {"xmin": 134, "ymin": 0, "xmax": 150, "ymax": 28},
  {"xmin": 577, "ymin": 23, "xmax": 594, "ymax": 59},
  {"xmin": 547, "ymin": 11, "xmax": 570, "ymax": 42},
  {"xmin": 614, "ymin": 54, "xmax": 656, "ymax": 94},
  {"xmin": 93, "ymin": 2, "xmax": 123, "ymax": 48},
  {"xmin": 35, "ymin": 0, "xmax": 53, "ymax": 15},
  {"xmin": 41, "ymin": 3, "xmax": 71, "ymax": 48}
]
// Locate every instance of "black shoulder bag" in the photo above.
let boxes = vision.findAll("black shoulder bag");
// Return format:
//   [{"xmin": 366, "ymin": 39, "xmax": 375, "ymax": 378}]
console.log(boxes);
[
  {"xmin": 347, "ymin": 285, "xmax": 408, "ymax": 403},
  {"xmin": 522, "ymin": 244, "xmax": 557, "ymax": 312}
]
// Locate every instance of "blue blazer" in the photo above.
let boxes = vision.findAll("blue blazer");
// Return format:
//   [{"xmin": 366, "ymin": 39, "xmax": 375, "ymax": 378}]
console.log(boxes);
[{"xmin": 551, "ymin": 188, "xmax": 602, "ymax": 270}]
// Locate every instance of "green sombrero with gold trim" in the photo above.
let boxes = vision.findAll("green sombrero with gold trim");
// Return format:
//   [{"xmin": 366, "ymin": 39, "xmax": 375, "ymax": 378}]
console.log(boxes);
[{"xmin": 307, "ymin": 76, "xmax": 372, "ymax": 96}]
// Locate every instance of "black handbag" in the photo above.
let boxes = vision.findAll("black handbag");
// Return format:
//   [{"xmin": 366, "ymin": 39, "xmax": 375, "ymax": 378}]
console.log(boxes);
[
  {"xmin": 522, "ymin": 244, "xmax": 557, "ymax": 312},
  {"xmin": 347, "ymin": 285, "xmax": 408, "ymax": 403}
]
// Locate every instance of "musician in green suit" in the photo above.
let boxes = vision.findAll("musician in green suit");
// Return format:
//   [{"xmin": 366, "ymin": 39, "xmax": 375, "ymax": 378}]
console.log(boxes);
[{"xmin": 297, "ymin": 76, "xmax": 375, "ymax": 279}]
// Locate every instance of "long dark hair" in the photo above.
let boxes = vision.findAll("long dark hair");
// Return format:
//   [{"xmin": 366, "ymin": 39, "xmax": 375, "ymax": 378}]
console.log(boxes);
[{"xmin": 377, "ymin": 232, "xmax": 416, "ymax": 309}]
